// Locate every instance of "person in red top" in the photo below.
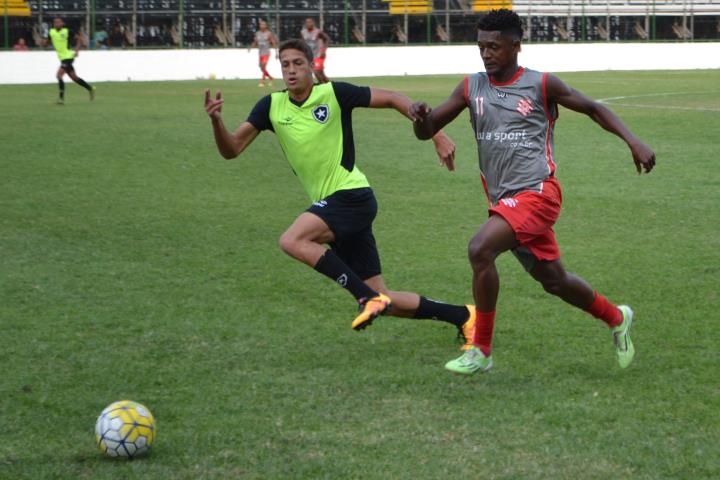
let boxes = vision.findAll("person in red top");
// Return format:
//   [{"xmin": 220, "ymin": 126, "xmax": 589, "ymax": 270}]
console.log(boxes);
[
  {"xmin": 13, "ymin": 38, "xmax": 30, "ymax": 51},
  {"xmin": 410, "ymin": 9, "xmax": 656, "ymax": 374}
]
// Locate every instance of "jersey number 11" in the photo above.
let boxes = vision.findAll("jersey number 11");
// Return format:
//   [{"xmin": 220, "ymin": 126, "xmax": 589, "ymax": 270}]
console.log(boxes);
[{"xmin": 475, "ymin": 96, "xmax": 484, "ymax": 117}]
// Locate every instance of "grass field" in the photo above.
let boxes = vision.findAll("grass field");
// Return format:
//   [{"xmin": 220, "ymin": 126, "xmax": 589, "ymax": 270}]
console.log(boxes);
[{"xmin": 1, "ymin": 69, "xmax": 719, "ymax": 479}]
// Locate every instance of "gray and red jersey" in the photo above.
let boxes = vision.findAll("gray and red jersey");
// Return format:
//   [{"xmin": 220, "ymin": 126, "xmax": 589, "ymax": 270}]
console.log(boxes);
[
  {"xmin": 464, "ymin": 67, "xmax": 558, "ymax": 205},
  {"xmin": 255, "ymin": 30, "xmax": 273, "ymax": 56},
  {"xmin": 301, "ymin": 27, "xmax": 323, "ymax": 58}
]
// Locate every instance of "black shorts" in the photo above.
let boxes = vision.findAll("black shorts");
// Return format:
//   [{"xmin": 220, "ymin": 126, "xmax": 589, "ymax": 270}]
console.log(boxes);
[
  {"xmin": 306, "ymin": 187, "xmax": 381, "ymax": 280},
  {"xmin": 60, "ymin": 59, "xmax": 75, "ymax": 72}
]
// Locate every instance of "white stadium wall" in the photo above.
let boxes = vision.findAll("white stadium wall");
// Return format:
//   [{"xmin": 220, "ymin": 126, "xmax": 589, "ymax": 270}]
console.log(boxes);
[{"xmin": 2, "ymin": 42, "xmax": 719, "ymax": 84}]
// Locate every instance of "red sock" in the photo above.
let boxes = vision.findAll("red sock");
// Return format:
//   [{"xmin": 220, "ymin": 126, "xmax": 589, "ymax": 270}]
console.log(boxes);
[
  {"xmin": 585, "ymin": 292, "xmax": 622, "ymax": 328},
  {"xmin": 472, "ymin": 309, "xmax": 495, "ymax": 356},
  {"xmin": 262, "ymin": 68, "xmax": 272, "ymax": 80}
]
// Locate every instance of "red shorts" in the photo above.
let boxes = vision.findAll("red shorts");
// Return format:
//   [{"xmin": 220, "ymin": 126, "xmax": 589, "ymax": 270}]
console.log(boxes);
[
  {"xmin": 313, "ymin": 57, "xmax": 325, "ymax": 71},
  {"xmin": 259, "ymin": 54, "xmax": 270, "ymax": 64},
  {"xmin": 489, "ymin": 177, "xmax": 563, "ymax": 268}
]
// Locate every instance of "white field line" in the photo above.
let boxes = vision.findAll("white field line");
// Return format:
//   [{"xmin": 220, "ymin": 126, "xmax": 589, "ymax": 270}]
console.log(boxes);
[{"xmin": 597, "ymin": 91, "xmax": 720, "ymax": 112}]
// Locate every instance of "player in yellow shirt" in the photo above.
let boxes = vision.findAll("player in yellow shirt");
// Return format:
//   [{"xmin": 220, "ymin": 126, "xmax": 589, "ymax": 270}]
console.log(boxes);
[
  {"xmin": 45, "ymin": 18, "xmax": 95, "ymax": 104},
  {"xmin": 204, "ymin": 39, "xmax": 479, "ymax": 348}
]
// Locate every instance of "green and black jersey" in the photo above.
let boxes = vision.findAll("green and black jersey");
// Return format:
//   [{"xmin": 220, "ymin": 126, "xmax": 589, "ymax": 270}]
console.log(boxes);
[
  {"xmin": 246, "ymin": 82, "xmax": 372, "ymax": 203},
  {"xmin": 48, "ymin": 27, "xmax": 75, "ymax": 60}
]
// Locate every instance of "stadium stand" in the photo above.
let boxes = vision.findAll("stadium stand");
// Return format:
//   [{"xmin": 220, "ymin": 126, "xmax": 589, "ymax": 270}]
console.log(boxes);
[
  {"xmin": 2, "ymin": 0, "xmax": 31, "ymax": 16},
  {"xmin": 2, "ymin": 0, "xmax": 718, "ymax": 49}
]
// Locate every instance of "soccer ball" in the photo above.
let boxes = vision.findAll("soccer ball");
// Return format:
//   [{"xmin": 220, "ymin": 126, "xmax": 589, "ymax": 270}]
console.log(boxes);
[{"xmin": 95, "ymin": 400, "xmax": 156, "ymax": 458}]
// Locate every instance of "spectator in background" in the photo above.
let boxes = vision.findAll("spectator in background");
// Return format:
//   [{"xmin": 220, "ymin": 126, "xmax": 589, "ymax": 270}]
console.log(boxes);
[
  {"xmin": 13, "ymin": 38, "xmax": 29, "ymax": 51},
  {"xmin": 125, "ymin": 27, "xmax": 136, "ymax": 47},
  {"xmin": 170, "ymin": 24, "xmax": 180, "ymax": 46},
  {"xmin": 93, "ymin": 26, "xmax": 109, "ymax": 49},
  {"xmin": 110, "ymin": 24, "xmax": 125, "ymax": 48}
]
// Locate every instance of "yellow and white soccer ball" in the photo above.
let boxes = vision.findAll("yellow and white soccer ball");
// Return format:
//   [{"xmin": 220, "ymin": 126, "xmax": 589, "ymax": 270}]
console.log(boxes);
[{"xmin": 95, "ymin": 400, "xmax": 156, "ymax": 458}]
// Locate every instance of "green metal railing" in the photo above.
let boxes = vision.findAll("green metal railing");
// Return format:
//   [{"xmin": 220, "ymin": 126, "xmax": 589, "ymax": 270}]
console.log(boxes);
[{"xmin": 4, "ymin": 3, "xmax": 9, "ymax": 50}]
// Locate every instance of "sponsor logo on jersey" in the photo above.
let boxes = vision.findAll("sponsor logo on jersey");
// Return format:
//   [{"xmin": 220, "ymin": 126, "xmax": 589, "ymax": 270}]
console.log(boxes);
[
  {"xmin": 312, "ymin": 104, "xmax": 329, "ymax": 124},
  {"xmin": 476, "ymin": 129, "xmax": 529, "ymax": 143}
]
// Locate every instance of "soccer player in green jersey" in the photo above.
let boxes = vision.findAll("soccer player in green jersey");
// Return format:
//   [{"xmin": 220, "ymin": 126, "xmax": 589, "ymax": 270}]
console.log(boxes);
[
  {"xmin": 45, "ymin": 18, "xmax": 95, "ymax": 104},
  {"xmin": 205, "ymin": 39, "xmax": 477, "ymax": 347}
]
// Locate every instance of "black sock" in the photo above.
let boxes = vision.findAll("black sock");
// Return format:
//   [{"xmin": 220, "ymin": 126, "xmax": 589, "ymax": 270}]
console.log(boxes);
[
  {"xmin": 314, "ymin": 250, "xmax": 377, "ymax": 301},
  {"xmin": 413, "ymin": 296, "xmax": 470, "ymax": 327},
  {"xmin": 58, "ymin": 79, "xmax": 65, "ymax": 99},
  {"xmin": 74, "ymin": 77, "xmax": 92, "ymax": 91}
]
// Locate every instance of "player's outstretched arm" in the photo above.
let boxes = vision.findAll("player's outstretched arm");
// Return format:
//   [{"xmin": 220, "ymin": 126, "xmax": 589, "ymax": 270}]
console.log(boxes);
[
  {"xmin": 410, "ymin": 80, "xmax": 467, "ymax": 140},
  {"xmin": 369, "ymin": 87, "xmax": 456, "ymax": 170},
  {"xmin": 546, "ymin": 74, "xmax": 656, "ymax": 174},
  {"xmin": 205, "ymin": 89, "xmax": 260, "ymax": 159},
  {"xmin": 368, "ymin": 87, "xmax": 415, "ymax": 120}
]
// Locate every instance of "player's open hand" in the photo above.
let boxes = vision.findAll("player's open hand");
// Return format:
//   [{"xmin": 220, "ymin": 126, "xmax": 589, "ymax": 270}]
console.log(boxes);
[
  {"xmin": 630, "ymin": 140, "xmax": 656, "ymax": 174},
  {"xmin": 432, "ymin": 131, "xmax": 456, "ymax": 171},
  {"xmin": 205, "ymin": 89, "xmax": 224, "ymax": 121},
  {"xmin": 408, "ymin": 101, "xmax": 432, "ymax": 122}
]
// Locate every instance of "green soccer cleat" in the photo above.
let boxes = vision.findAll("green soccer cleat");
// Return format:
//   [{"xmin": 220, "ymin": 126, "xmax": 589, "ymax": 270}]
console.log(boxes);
[
  {"xmin": 613, "ymin": 305, "xmax": 635, "ymax": 368},
  {"xmin": 444, "ymin": 346, "xmax": 493, "ymax": 375}
]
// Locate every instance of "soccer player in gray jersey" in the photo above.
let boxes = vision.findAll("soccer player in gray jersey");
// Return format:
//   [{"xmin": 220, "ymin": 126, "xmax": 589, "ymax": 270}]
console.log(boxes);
[
  {"xmin": 301, "ymin": 17, "xmax": 330, "ymax": 84},
  {"xmin": 410, "ymin": 9, "xmax": 656, "ymax": 374},
  {"xmin": 250, "ymin": 20, "xmax": 278, "ymax": 87}
]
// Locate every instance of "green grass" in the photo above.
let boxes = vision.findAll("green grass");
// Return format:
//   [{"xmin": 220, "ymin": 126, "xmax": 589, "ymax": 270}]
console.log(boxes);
[{"xmin": 1, "ymin": 70, "xmax": 719, "ymax": 479}]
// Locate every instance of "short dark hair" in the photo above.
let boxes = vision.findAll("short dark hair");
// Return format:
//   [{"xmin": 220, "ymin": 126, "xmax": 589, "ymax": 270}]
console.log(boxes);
[
  {"xmin": 477, "ymin": 9, "xmax": 523, "ymax": 40},
  {"xmin": 279, "ymin": 39, "xmax": 314, "ymax": 63}
]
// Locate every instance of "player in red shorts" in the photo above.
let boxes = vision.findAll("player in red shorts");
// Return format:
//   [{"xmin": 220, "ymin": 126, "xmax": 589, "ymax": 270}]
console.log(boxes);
[
  {"xmin": 410, "ymin": 9, "xmax": 656, "ymax": 374},
  {"xmin": 301, "ymin": 17, "xmax": 330, "ymax": 84},
  {"xmin": 250, "ymin": 20, "xmax": 278, "ymax": 87}
]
